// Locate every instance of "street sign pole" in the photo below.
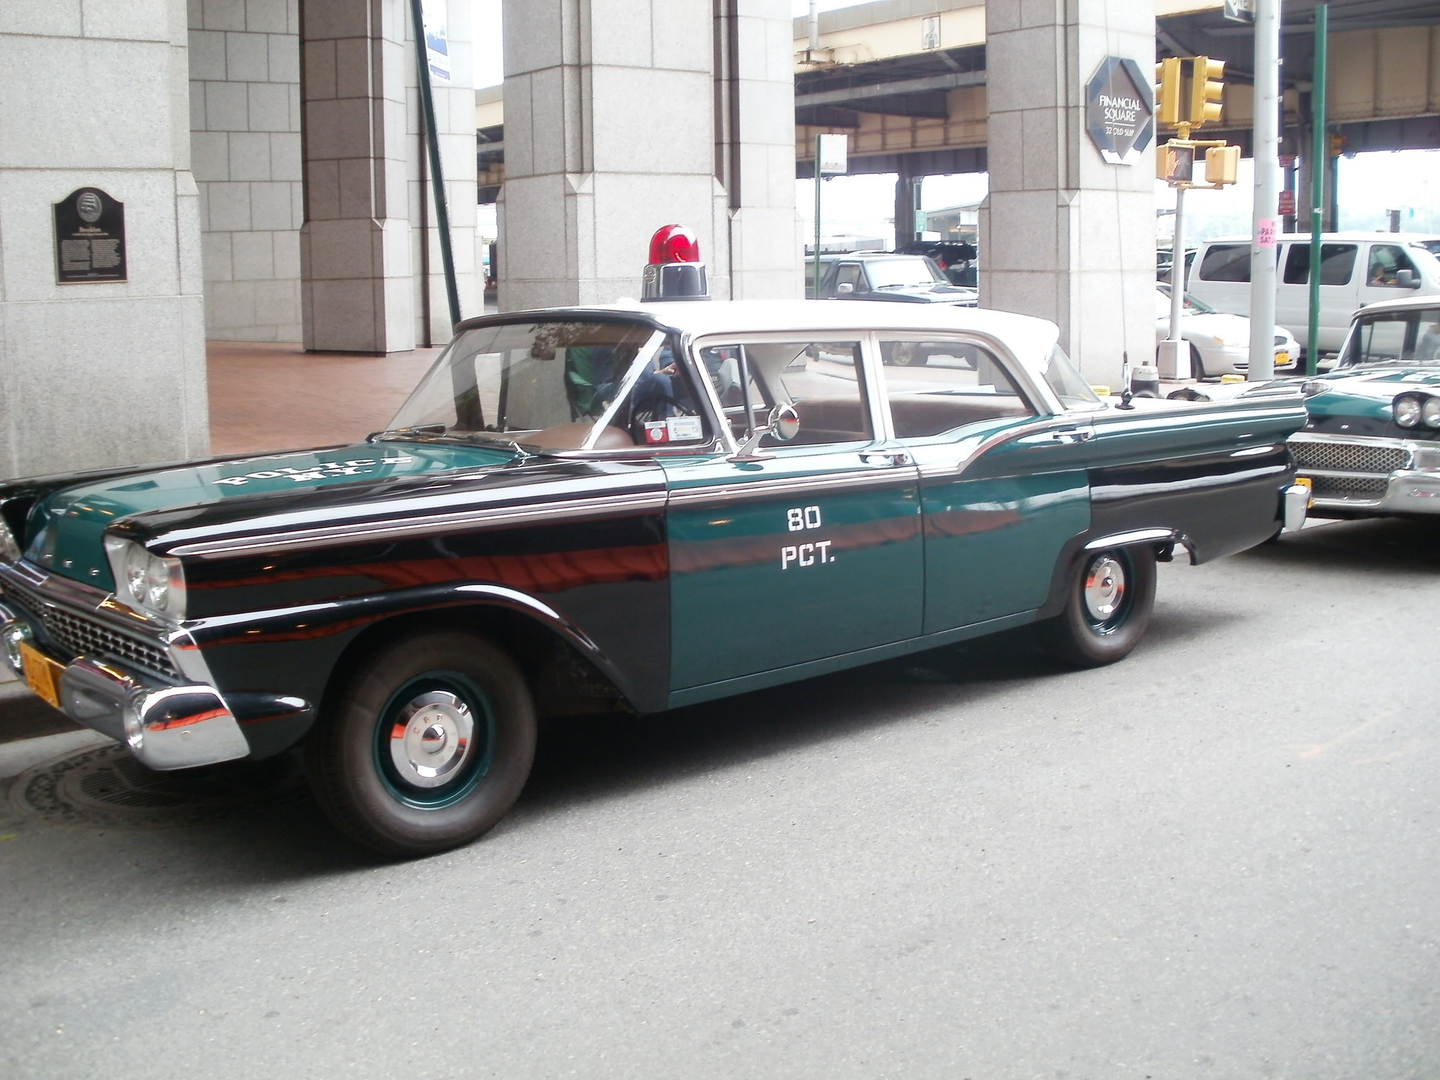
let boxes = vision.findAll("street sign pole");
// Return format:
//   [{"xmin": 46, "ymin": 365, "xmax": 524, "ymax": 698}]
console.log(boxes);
[
  {"xmin": 812, "ymin": 135, "xmax": 822, "ymax": 299},
  {"xmin": 1248, "ymin": 0, "xmax": 1280, "ymax": 381},
  {"xmin": 1307, "ymin": 4, "xmax": 1329, "ymax": 375},
  {"xmin": 1167, "ymin": 183, "xmax": 1187, "ymax": 369}
]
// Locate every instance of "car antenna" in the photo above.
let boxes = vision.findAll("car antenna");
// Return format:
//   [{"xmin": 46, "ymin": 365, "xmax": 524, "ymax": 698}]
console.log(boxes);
[{"xmin": 1117, "ymin": 351, "xmax": 1136, "ymax": 410}]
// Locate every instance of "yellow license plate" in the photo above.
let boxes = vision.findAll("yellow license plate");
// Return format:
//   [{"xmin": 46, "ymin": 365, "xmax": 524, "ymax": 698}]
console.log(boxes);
[
  {"xmin": 1275, "ymin": 351, "xmax": 1290, "ymax": 367},
  {"xmin": 1294, "ymin": 475, "xmax": 1314, "ymax": 507},
  {"xmin": 18, "ymin": 641, "xmax": 63, "ymax": 710}
]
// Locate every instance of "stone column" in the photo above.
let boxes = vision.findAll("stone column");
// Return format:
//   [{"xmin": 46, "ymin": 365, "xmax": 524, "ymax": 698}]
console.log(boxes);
[
  {"xmin": 0, "ymin": 0, "xmax": 208, "ymax": 478},
  {"xmin": 980, "ymin": 3, "xmax": 1155, "ymax": 388},
  {"xmin": 299, "ymin": 0, "xmax": 414, "ymax": 353},
  {"xmin": 499, "ymin": 0, "xmax": 797, "ymax": 311}
]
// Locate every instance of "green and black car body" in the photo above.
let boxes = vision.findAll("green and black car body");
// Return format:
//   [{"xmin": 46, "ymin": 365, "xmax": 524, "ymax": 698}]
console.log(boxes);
[{"xmin": 0, "ymin": 300, "xmax": 1309, "ymax": 854}]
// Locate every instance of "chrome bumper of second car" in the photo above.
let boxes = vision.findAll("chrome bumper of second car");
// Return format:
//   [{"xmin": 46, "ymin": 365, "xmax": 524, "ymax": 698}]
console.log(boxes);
[
  {"xmin": 1291, "ymin": 433, "xmax": 1440, "ymax": 515},
  {"xmin": 0, "ymin": 596, "xmax": 251, "ymax": 772}
]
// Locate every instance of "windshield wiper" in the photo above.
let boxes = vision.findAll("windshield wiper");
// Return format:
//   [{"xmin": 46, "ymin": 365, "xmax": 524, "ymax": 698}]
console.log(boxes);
[{"xmin": 367, "ymin": 424, "xmax": 448, "ymax": 442}]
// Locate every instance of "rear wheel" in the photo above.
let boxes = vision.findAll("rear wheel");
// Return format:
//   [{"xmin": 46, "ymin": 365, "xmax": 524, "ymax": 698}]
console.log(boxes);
[
  {"xmin": 1042, "ymin": 546, "xmax": 1157, "ymax": 667},
  {"xmin": 307, "ymin": 631, "xmax": 536, "ymax": 856}
]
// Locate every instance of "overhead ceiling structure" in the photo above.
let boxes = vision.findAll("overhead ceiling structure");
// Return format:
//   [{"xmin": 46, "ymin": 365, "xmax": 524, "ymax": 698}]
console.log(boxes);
[{"xmin": 792, "ymin": 0, "xmax": 1440, "ymax": 175}]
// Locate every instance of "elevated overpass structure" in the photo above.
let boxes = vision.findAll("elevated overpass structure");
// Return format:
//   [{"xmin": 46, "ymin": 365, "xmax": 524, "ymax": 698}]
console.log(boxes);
[
  {"xmin": 477, "ymin": 2, "xmax": 1440, "ymax": 239},
  {"xmin": 792, "ymin": 0, "xmax": 1440, "ymax": 239}
]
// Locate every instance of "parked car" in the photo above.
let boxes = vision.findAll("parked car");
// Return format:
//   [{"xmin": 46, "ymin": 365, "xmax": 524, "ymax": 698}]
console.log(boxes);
[
  {"xmin": 1156, "ymin": 247, "xmax": 1196, "ymax": 286},
  {"xmin": 0, "ymin": 298, "xmax": 1308, "ymax": 856},
  {"xmin": 1167, "ymin": 292, "xmax": 1440, "ymax": 520},
  {"xmin": 1187, "ymin": 232, "xmax": 1440, "ymax": 355},
  {"xmin": 1154, "ymin": 285, "xmax": 1298, "ymax": 379},
  {"xmin": 895, "ymin": 241, "xmax": 978, "ymax": 287},
  {"xmin": 808, "ymin": 252, "xmax": 978, "ymax": 305}
]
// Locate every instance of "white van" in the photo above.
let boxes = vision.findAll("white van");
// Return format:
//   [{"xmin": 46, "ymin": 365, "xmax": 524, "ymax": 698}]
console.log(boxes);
[{"xmin": 1186, "ymin": 232, "xmax": 1440, "ymax": 355}]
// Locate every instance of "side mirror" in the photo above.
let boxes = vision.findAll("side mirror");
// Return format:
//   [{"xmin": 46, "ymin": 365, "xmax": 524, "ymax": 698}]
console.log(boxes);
[
  {"xmin": 1396, "ymin": 269, "xmax": 1419, "ymax": 289},
  {"xmin": 729, "ymin": 403, "xmax": 800, "ymax": 461},
  {"xmin": 836, "ymin": 281, "xmax": 854, "ymax": 295}
]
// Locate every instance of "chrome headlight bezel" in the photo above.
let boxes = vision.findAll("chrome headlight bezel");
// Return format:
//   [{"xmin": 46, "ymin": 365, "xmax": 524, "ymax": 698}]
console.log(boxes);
[
  {"xmin": 1394, "ymin": 392, "xmax": 1423, "ymax": 428},
  {"xmin": 103, "ymin": 536, "xmax": 187, "ymax": 622},
  {"xmin": 0, "ymin": 516, "xmax": 19, "ymax": 564}
]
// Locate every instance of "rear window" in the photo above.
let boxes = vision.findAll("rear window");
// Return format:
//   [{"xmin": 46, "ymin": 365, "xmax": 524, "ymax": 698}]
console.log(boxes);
[{"xmin": 1197, "ymin": 244, "xmax": 1251, "ymax": 282}]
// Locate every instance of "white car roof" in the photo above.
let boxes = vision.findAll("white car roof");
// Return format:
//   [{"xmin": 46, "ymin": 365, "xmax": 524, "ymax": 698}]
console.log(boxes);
[
  {"xmin": 1349, "ymin": 292, "xmax": 1440, "ymax": 319},
  {"xmin": 1198, "ymin": 232, "xmax": 1440, "ymax": 246},
  {"xmin": 495, "ymin": 298, "xmax": 1063, "ymax": 365}
]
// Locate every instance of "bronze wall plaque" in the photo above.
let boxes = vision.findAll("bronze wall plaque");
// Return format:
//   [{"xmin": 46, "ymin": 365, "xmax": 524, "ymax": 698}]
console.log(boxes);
[{"xmin": 54, "ymin": 187, "xmax": 127, "ymax": 284}]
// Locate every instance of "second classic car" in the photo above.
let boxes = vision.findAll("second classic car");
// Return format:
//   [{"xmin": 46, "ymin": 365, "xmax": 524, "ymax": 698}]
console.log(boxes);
[{"xmin": 0, "ymin": 291, "xmax": 1309, "ymax": 855}]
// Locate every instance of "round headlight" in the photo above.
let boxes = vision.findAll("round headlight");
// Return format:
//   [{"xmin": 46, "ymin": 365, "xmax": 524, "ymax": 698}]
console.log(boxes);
[
  {"xmin": 1423, "ymin": 397, "xmax": 1440, "ymax": 429},
  {"xmin": 0, "ymin": 518, "xmax": 20, "ymax": 564},
  {"xmin": 144, "ymin": 554, "xmax": 171, "ymax": 612},
  {"xmin": 1395, "ymin": 395, "xmax": 1422, "ymax": 428},
  {"xmin": 122, "ymin": 543, "xmax": 150, "ymax": 605},
  {"xmin": 105, "ymin": 536, "xmax": 187, "ymax": 621}
]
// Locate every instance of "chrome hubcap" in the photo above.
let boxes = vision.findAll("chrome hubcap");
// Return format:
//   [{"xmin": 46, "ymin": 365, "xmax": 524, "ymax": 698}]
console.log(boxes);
[
  {"xmin": 388, "ymin": 691, "xmax": 475, "ymax": 789},
  {"xmin": 1083, "ymin": 555, "xmax": 1127, "ymax": 623}
]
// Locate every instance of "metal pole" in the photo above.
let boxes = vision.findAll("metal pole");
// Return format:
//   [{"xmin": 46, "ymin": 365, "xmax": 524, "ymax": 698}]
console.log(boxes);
[
  {"xmin": 409, "ymin": 0, "xmax": 462, "ymax": 330},
  {"xmin": 1248, "ymin": 0, "xmax": 1280, "ymax": 381},
  {"xmin": 1167, "ymin": 184, "xmax": 1187, "ymax": 368},
  {"xmin": 808, "ymin": 0, "xmax": 819, "ymax": 51},
  {"xmin": 812, "ymin": 135, "xmax": 823, "ymax": 298},
  {"xmin": 1307, "ymin": 4, "xmax": 1328, "ymax": 376}
]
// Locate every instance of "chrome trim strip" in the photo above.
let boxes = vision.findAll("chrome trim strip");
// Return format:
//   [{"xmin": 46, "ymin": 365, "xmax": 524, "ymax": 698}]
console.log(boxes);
[
  {"xmin": 914, "ymin": 417, "xmax": 1085, "ymax": 481},
  {"xmin": 168, "ymin": 489, "xmax": 669, "ymax": 560},
  {"xmin": 666, "ymin": 465, "xmax": 916, "ymax": 508},
  {"xmin": 1083, "ymin": 528, "xmax": 1178, "ymax": 551}
]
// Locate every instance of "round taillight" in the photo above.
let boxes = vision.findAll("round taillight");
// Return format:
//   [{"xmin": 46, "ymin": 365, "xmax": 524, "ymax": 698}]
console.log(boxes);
[{"xmin": 648, "ymin": 224, "xmax": 701, "ymax": 265}]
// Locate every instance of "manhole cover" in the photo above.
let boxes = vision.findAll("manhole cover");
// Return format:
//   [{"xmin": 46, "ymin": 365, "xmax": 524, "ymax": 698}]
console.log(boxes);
[{"xmin": 9, "ymin": 742, "xmax": 308, "ymax": 829}]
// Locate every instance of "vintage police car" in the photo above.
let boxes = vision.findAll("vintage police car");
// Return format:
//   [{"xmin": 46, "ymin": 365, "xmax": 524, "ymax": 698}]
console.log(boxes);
[{"xmin": 0, "ymin": 284, "xmax": 1309, "ymax": 855}]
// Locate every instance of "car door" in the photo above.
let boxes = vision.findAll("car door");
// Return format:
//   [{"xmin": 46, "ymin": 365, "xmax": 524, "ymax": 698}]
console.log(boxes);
[
  {"xmin": 662, "ymin": 336, "xmax": 922, "ymax": 694},
  {"xmin": 875, "ymin": 335, "xmax": 1091, "ymax": 633}
]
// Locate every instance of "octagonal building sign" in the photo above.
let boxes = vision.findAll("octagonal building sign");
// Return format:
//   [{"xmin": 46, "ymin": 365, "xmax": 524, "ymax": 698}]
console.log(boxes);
[{"xmin": 1085, "ymin": 56, "xmax": 1154, "ymax": 166}]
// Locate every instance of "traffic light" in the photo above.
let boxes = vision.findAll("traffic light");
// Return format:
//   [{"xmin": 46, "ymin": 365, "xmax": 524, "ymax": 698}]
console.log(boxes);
[
  {"xmin": 1188, "ymin": 56, "xmax": 1225, "ymax": 128},
  {"xmin": 1155, "ymin": 57, "xmax": 1181, "ymax": 127},
  {"xmin": 1205, "ymin": 144, "xmax": 1240, "ymax": 185}
]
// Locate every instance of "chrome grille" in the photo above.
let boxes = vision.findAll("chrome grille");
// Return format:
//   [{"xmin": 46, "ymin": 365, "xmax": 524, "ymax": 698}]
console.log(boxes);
[
  {"xmin": 1313, "ymin": 476, "xmax": 1387, "ymax": 501},
  {"xmin": 1292, "ymin": 440, "xmax": 1407, "ymax": 475},
  {"xmin": 1, "ymin": 575, "xmax": 178, "ymax": 681}
]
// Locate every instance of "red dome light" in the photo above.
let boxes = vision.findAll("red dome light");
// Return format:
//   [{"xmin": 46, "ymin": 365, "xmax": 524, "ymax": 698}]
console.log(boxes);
[{"xmin": 648, "ymin": 224, "xmax": 701, "ymax": 266}]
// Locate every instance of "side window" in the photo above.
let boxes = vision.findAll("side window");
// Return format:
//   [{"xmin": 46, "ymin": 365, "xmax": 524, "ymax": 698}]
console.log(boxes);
[
  {"xmin": 878, "ymin": 340, "xmax": 1035, "ymax": 438},
  {"xmin": 1353, "ymin": 317, "xmax": 1410, "ymax": 362},
  {"xmin": 1283, "ymin": 243, "xmax": 1357, "ymax": 286},
  {"xmin": 1367, "ymin": 244, "xmax": 1417, "ymax": 288},
  {"xmin": 836, "ymin": 263, "xmax": 866, "ymax": 293},
  {"xmin": 1198, "ymin": 244, "xmax": 1251, "ymax": 282},
  {"xmin": 712, "ymin": 340, "xmax": 870, "ymax": 446}
]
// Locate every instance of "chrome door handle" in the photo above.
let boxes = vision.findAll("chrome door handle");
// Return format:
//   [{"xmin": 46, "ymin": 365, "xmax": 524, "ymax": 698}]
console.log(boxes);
[
  {"xmin": 1051, "ymin": 428, "xmax": 1093, "ymax": 444},
  {"xmin": 860, "ymin": 450, "xmax": 913, "ymax": 466}
]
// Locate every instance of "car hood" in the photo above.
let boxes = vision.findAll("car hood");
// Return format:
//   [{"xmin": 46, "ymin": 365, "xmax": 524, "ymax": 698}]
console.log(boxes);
[
  {"xmin": 853, "ymin": 284, "xmax": 978, "ymax": 304},
  {"xmin": 1305, "ymin": 365, "xmax": 1440, "ymax": 422},
  {"xmin": 22, "ymin": 441, "xmax": 519, "ymax": 589}
]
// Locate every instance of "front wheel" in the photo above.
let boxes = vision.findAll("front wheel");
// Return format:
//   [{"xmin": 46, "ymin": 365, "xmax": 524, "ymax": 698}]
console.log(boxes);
[
  {"xmin": 307, "ymin": 631, "xmax": 536, "ymax": 856},
  {"xmin": 1041, "ymin": 546, "xmax": 1157, "ymax": 668}
]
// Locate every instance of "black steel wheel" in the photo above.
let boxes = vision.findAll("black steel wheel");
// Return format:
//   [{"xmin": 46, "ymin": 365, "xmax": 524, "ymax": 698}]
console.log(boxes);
[
  {"xmin": 1042, "ymin": 546, "xmax": 1157, "ymax": 668},
  {"xmin": 307, "ymin": 631, "xmax": 536, "ymax": 856}
]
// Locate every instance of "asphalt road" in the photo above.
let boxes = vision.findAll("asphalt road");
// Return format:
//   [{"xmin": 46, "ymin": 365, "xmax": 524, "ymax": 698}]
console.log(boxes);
[{"xmin": 0, "ymin": 516, "xmax": 1436, "ymax": 1079}]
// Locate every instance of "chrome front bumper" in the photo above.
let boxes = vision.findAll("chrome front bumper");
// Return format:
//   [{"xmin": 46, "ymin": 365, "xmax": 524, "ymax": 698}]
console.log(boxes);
[
  {"xmin": 1, "ymin": 599, "xmax": 251, "ymax": 770},
  {"xmin": 1290, "ymin": 432, "xmax": 1440, "ymax": 515}
]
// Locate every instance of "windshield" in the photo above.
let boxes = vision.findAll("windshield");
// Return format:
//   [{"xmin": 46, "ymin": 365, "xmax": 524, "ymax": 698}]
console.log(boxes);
[
  {"xmin": 865, "ymin": 257, "xmax": 947, "ymax": 289},
  {"xmin": 387, "ymin": 318, "xmax": 710, "ymax": 451},
  {"xmin": 1039, "ymin": 344, "xmax": 1102, "ymax": 408},
  {"xmin": 1337, "ymin": 307, "xmax": 1440, "ymax": 368}
]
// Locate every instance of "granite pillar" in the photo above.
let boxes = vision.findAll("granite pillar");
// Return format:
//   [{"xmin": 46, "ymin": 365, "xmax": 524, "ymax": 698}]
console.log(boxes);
[{"xmin": 980, "ymin": 2, "xmax": 1155, "ymax": 388}]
